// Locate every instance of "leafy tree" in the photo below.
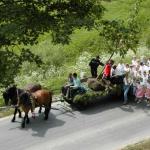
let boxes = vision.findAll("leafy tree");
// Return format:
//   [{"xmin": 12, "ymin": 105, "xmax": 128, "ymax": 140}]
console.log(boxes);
[
  {"xmin": 0, "ymin": 48, "xmax": 42, "ymax": 87},
  {"xmin": 96, "ymin": 0, "xmax": 143, "ymax": 77},
  {"xmin": 0, "ymin": 0, "xmax": 104, "ymax": 46},
  {"xmin": 0, "ymin": 0, "xmax": 104, "ymax": 87}
]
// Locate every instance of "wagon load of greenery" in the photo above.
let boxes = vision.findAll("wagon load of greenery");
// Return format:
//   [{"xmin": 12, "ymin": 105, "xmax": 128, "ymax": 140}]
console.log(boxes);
[{"xmin": 73, "ymin": 79, "xmax": 122, "ymax": 107}]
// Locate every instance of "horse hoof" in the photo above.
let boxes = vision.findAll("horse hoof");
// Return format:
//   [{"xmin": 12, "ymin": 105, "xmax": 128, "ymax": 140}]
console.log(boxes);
[
  {"xmin": 21, "ymin": 123, "xmax": 25, "ymax": 128},
  {"xmin": 44, "ymin": 117, "xmax": 48, "ymax": 120},
  {"xmin": 11, "ymin": 118, "xmax": 15, "ymax": 122}
]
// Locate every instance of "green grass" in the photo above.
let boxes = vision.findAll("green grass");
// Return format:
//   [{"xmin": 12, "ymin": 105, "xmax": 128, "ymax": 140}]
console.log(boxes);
[
  {"xmin": 42, "ymin": 77, "xmax": 66, "ymax": 94},
  {"xmin": 29, "ymin": 0, "xmax": 150, "ymax": 62},
  {"xmin": 0, "ymin": 108, "xmax": 14, "ymax": 118},
  {"xmin": 122, "ymin": 139, "xmax": 150, "ymax": 150},
  {"xmin": 102, "ymin": 0, "xmax": 150, "ymax": 43}
]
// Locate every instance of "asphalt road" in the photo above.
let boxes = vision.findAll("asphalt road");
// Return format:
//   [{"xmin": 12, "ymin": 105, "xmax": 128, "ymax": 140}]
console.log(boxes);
[{"xmin": 0, "ymin": 99, "xmax": 150, "ymax": 150}]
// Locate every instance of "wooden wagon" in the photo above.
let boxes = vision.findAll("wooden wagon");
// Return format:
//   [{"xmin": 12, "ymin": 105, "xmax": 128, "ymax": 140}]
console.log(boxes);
[{"xmin": 63, "ymin": 78, "xmax": 123, "ymax": 110}]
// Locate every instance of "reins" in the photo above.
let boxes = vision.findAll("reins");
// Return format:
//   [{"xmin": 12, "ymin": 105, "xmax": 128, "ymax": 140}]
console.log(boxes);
[{"xmin": 16, "ymin": 88, "xmax": 20, "ymax": 106}]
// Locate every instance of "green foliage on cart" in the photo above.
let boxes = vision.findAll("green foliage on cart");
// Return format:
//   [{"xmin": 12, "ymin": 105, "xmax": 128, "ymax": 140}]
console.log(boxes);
[{"xmin": 73, "ymin": 84, "xmax": 122, "ymax": 107}]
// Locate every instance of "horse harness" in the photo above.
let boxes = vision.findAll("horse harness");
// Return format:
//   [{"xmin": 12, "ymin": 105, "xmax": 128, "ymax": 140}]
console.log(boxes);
[{"xmin": 26, "ymin": 91, "xmax": 39, "ymax": 107}]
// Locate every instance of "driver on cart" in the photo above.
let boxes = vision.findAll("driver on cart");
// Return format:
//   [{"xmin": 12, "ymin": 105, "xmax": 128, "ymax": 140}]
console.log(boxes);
[{"xmin": 68, "ymin": 73, "xmax": 86, "ymax": 100}]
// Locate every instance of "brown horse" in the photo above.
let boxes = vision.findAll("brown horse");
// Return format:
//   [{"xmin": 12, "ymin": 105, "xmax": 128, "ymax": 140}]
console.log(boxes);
[
  {"xmin": 19, "ymin": 89, "xmax": 52, "ymax": 128},
  {"xmin": 3, "ymin": 84, "xmax": 42, "ymax": 122}
]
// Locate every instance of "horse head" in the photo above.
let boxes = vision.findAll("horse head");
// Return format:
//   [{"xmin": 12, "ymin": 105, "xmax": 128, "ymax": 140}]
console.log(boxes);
[{"xmin": 3, "ymin": 85, "xmax": 17, "ymax": 106}]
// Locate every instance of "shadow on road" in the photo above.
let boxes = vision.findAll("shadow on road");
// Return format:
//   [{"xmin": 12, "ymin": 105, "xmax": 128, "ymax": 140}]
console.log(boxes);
[
  {"xmin": 78, "ymin": 96, "xmax": 150, "ymax": 116},
  {"xmin": 28, "ymin": 113, "xmax": 65, "ymax": 137},
  {"xmin": 76, "ymin": 95, "xmax": 122, "ymax": 115},
  {"xmin": 8, "ymin": 112, "xmax": 65, "ymax": 137}
]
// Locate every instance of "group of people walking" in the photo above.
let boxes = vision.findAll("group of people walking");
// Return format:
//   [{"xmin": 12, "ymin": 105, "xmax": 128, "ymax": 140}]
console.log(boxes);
[{"xmin": 127, "ymin": 57, "xmax": 150, "ymax": 105}]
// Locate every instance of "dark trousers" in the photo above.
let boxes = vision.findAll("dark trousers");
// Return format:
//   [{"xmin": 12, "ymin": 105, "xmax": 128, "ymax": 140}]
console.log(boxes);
[
  {"xmin": 61, "ymin": 86, "xmax": 69, "ymax": 96},
  {"xmin": 110, "ymin": 75, "xmax": 124, "ymax": 84},
  {"xmin": 91, "ymin": 68, "xmax": 97, "ymax": 78}
]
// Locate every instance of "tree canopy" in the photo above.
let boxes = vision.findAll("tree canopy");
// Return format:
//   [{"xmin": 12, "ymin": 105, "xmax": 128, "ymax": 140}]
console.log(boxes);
[
  {"xmin": 98, "ymin": 0, "xmax": 142, "ymax": 57},
  {"xmin": 0, "ymin": 0, "xmax": 104, "ymax": 47},
  {"xmin": 0, "ymin": 48, "xmax": 42, "ymax": 87},
  {"xmin": 0, "ymin": 0, "xmax": 104, "ymax": 87},
  {"xmin": 0, "ymin": 0, "xmax": 144, "ymax": 87}
]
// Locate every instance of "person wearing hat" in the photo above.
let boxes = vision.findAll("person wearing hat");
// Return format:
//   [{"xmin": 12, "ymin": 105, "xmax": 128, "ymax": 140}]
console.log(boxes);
[{"xmin": 89, "ymin": 56, "xmax": 104, "ymax": 78}]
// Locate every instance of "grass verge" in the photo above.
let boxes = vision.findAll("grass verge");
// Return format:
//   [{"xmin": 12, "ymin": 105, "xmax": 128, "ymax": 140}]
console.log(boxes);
[
  {"xmin": 0, "ymin": 108, "xmax": 14, "ymax": 118},
  {"xmin": 122, "ymin": 139, "xmax": 150, "ymax": 150}
]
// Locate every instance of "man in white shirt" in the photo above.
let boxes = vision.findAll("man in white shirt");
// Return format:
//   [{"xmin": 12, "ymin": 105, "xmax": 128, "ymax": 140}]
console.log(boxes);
[
  {"xmin": 117, "ymin": 63, "xmax": 125, "ymax": 76},
  {"xmin": 110, "ymin": 64, "xmax": 125, "ymax": 84}
]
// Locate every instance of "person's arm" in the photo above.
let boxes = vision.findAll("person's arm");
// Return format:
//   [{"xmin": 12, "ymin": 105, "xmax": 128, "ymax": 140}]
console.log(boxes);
[
  {"xmin": 70, "ymin": 78, "xmax": 81, "ymax": 89},
  {"xmin": 89, "ymin": 58, "xmax": 95, "ymax": 66},
  {"xmin": 70, "ymin": 79, "xmax": 77, "ymax": 89},
  {"xmin": 123, "ymin": 77, "xmax": 127, "ymax": 85},
  {"xmin": 110, "ymin": 68, "xmax": 114, "ymax": 77},
  {"xmin": 99, "ymin": 61, "xmax": 104, "ymax": 66},
  {"xmin": 98, "ymin": 60, "xmax": 104, "ymax": 66}
]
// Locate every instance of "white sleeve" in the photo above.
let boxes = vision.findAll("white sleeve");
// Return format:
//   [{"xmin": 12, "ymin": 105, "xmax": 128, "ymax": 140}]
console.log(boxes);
[
  {"xmin": 123, "ymin": 78, "xmax": 127, "ymax": 85},
  {"xmin": 110, "ymin": 68, "xmax": 113, "ymax": 77}
]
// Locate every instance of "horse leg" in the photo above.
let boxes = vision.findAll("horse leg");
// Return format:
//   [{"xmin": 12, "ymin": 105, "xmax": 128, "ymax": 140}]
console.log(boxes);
[
  {"xmin": 44, "ymin": 107, "xmax": 48, "ymax": 120},
  {"xmin": 38, "ymin": 107, "xmax": 42, "ymax": 114},
  {"xmin": 21, "ymin": 114, "xmax": 27, "ymax": 128},
  {"xmin": 44, "ymin": 106, "xmax": 50, "ymax": 120},
  {"xmin": 44, "ymin": 102, "xmax": 51, "ymax": 120},
  {"xmin": 48, "ymin": 101, "xmax": 51, "ymax": 114},
  {"xmin": 11, "ymin": 108, "xmax": 17, "ymax": 122},
  {"xmin": 18, "ymin": 108, "xmax": 22, "ymax": 118},
  {"xmin": 26, "ymin": 114, "xmax": 30, "ymax": 124}
]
